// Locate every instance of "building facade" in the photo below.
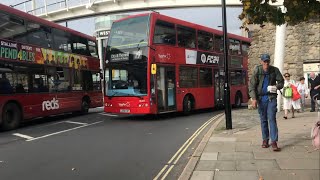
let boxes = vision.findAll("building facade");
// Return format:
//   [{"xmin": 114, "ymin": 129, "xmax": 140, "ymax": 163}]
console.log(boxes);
[{"xmin": 248, "ymin": 19, "xmax": 320, "ymax": 84}]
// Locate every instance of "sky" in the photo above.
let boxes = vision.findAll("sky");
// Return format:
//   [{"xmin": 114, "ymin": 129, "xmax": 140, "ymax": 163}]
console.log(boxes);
[{"xmin": 2, "ymin": 0, "xmax": 243, "ymax": 36}]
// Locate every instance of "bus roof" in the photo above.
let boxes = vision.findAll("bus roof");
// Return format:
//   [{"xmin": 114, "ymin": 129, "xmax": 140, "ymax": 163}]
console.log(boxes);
[
  {"xmin": 114, "ymin": 12, "xmax": 251, "ymax": 43},
  {"xmin": 0, "ymin": 3, "xmax": 96, "ymax": 41}
]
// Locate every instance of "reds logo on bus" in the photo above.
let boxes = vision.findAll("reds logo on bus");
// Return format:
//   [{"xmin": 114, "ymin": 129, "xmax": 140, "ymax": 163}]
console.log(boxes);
[{"xmin": 42, "ymin": 98, "xmax": 60, "ymax": 111}]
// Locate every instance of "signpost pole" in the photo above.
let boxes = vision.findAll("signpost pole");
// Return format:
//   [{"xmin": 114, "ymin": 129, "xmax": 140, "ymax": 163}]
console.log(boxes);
[{"xmin": 221, "ymin": 0, "xmax": 232, "ymax": 129}]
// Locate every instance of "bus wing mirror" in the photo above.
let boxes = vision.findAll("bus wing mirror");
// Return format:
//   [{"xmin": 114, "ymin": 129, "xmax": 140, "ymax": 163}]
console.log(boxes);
[{"xmin": 151, "ymin": 64, "xmax": 157, "ymax": 75}]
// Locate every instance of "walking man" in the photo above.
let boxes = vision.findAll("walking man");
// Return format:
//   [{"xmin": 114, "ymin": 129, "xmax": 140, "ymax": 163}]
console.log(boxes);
[
  {"xmin": 249, "ymin": 54, "xmax": 284, "ymax": 151},
  {"xmin": 309, "ymin": 72, "xmax": 320, "ymax": 112}
]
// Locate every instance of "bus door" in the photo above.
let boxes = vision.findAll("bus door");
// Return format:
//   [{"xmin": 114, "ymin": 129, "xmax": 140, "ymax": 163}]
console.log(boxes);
[
  {"xmin": 156, "ymin": 66, "xmax": 176, "ymax": 112},
  {"xmin": 214, "ymin": 69, "xmax": 225, "ymax": 106}
]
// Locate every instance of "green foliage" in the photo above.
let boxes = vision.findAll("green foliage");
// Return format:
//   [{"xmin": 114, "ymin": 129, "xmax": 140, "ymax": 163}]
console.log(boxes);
[{"xmin": 239, "ymin": 0, "xmax": 320, "ymax": 30}]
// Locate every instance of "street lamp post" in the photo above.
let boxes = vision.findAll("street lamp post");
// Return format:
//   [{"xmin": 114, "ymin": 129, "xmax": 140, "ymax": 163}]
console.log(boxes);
[{"xmin": 221, "ymin": 0, "xmax": 232, "ymax": 129}]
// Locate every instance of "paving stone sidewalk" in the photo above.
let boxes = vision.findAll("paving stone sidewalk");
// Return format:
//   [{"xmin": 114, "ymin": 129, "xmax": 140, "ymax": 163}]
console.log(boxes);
[{"xmin": 189, "ymin": 108, "xmax": 320, "ymax": 180}]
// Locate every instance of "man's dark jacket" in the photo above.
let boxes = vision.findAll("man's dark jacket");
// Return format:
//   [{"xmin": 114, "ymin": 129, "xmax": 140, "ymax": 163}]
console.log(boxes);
[{"xmin": 249, "ymin": 65, "xmax": 284, "ymax": 101}]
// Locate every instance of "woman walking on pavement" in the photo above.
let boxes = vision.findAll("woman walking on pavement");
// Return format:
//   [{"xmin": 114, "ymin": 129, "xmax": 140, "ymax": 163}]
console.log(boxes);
[
  {"xmin": 283, "ymin": 73, "xmax": 301, "ymax": 119},
  {"xmin": 249, "ymin": 54, "xmax": 284, "ymax": 151}
]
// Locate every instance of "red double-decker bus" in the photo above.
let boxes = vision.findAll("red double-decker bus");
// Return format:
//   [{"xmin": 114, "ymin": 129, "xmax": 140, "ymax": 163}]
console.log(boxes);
[
  {"xmin": 0, "ymin": 4, "xmax": 103, "ymax": 130},
  {"xmin": 104, "ymin": 12, "xmax": 250, "ymax": 114}
]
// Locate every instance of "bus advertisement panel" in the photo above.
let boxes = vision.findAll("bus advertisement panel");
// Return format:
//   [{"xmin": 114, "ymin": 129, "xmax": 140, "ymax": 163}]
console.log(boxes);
[
  {"xmin": 0, "ymin": 4, "xmax": 102, "ymax": 130},
  {"xmin": 104, "ymin": 13, "xmax": 250, "ymax": 115}
]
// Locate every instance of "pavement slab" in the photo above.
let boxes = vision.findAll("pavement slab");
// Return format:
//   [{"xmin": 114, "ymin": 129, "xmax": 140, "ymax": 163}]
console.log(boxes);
[
  {"xmin": 259, "ymin": 170, "xmax": 320, "ymax": 180},
  {"xmin": 236, "ymin": 159, "xmax": 280, "ymax": 170},
  {"xmin": 214, "ymin": 171, "xmax": 259, "ymax": 180},
  {"xmin": 277, "ymin": 158, "xmax": 320, "ymax": 169},
  {"xmin": 218, "ymin": 152, "xmax": 254, "ymax": 160},
  {"xmin": 189, "ymin": 171, "xmax": 214, "ymax": 180},
  {"xmin": 195, "ymin": 160, "xmax": 236, "ymax": 171},
  {"xmin": 203, "ymin": 143, "xmax": 236, "ymax": 153},
  {"xmin": 200, "ymin": 152, "xmax": 218, "ymax": 160}
]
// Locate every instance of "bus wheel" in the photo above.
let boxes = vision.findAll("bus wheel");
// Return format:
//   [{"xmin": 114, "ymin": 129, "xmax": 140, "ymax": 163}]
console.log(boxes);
[
  {"xmin": 183, "ymin": 96, "xmax": 193, "ymax": 115},
  {"xmin": 234, "ymin": 93, "xmax": 242, "ymax": 108},
  {"xmin": 80, "ymin": 99, "xmax": 90, "ymax": 114},
  {"xmin": 1, "ymin": 103, "xmax": 21, "ymax": 131}
]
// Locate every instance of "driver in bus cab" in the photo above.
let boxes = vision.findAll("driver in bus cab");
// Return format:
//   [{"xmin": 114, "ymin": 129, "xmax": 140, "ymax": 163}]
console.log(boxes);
[{"xmin": 128, "ymin": 74, "xmax": 138, "ymax": 88}]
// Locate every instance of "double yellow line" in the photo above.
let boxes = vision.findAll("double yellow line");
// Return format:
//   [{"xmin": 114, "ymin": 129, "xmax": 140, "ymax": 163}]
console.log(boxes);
[{"xmin": 153, "ymin": 113, "xmax": 223, "ymax": 180}]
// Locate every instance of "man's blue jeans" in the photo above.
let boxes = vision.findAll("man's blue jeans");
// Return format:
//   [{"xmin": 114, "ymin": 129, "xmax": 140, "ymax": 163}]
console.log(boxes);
[{"xmin": 258, "ymin": 98, "xmax": 278, "ymax": 142}]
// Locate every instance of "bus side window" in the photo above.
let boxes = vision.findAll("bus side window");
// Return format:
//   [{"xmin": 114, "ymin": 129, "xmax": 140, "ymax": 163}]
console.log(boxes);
[
  {"xmin": 0, "ymin": 12, "xmax": 28, "ymax": 44},
  {"xmin": 198, "ymin": 30, "xmax": 214, "ymax": 51},
  {"xmin": 26, "ymin": 21, "xmax": 52, "ymax": 48},
  {"xmin": 153, "ymin": 20, "xmax": 176, "ymax": 45},
  {"xmin": 177, "ymin": 25, "xmax": 196, "ymax": 49},
  {"xmin": 52, "ymin": 28, "xmax": 72, "ymax": 52},
  {"xmin": 0, "ymin": 72, "xmax": 13, "ymax": 94}
]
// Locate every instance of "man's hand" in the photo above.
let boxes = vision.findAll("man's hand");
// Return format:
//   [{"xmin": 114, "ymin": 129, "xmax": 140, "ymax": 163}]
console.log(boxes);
[{"xmin": 251, "ymin": 99, "xmax": 257, "ymax": 108}]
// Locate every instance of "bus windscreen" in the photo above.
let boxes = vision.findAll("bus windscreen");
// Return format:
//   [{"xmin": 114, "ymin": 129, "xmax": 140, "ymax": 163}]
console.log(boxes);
[{"xmin": 107, "ymin": 16, "xmax": 149, "ymax": 50}]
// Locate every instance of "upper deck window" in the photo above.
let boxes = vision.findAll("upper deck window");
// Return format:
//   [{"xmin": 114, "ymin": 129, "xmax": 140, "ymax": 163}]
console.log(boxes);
[
  {"xmin": 229, "ymin": 39, "xmax": 241, "ymax": 55},
  {"xmin": 242, "ymin": 42, "xmax": 250, "ymax": 56},
  {"xmin": 214, "ymin": 35, "xmax": 224, "ymax": 53},
  {"xmin": 177, "ymin": 25, "xmax": 196, "ymax": 49},
  {"xmin": 153, "ymin": 20, "xmax": 176, "ymax": 45},
  {"xmin": 0, "ymin": 12, "xmax": 28, "ymax": 44},
  {"xmin": 108, "ymin": 16, "xmax": 149, "ymax": 50},
  {"xmin": 52, "ymin": 28, "xmax": 72, "ymax": 52},
  {"xmin": 198, "ymin": 30, "xmax": 213, "ymax": 51},
  {"xmin": 27, "ymin": 21, "xmax": 52, "ymax": 48},
  {"xmin": 88, "ymin": 41, "xmax": 98, "ymax": 58}
]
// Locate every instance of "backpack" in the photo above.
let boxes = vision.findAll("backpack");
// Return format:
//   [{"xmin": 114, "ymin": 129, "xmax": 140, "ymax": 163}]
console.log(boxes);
[
  {"xmin": 283, "ymin": 86, "xmax": 293, "ymax": 98},
  {"xmin": 311, "ymin": 121, "xmax": 320, "ymax": 150}
]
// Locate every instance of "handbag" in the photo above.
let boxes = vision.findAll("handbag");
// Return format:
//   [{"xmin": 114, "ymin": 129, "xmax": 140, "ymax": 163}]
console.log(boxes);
[
  {"xmin": 283, "ymin": 86, "xmax": 293, "ymax": 98},
  {"xmin": 291, "ymin": 84, "xmax": 301, "ymax": 101}
]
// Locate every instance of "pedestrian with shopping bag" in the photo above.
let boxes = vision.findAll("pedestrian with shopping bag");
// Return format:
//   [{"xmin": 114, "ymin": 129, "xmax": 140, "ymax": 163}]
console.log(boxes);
[
  {"xmin": 249, "ymin": 54, "xmax": 284, "ymax": 151},
  {"xmin": 282, "ymin": 73, "xmax": 301, "ymax": 119}
]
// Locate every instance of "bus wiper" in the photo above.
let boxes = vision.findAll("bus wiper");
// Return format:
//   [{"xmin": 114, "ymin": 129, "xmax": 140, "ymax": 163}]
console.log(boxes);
[
  {"xmin": 136, "ymin": 39, "xmax": 156, "ymax": 51},
  {"xmin": 137, "ymin": 39, "xmax": 144, "ymax": 50}
]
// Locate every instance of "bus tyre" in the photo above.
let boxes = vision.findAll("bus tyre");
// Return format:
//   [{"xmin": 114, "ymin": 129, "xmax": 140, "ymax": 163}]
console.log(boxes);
[
  {"xmin": 80, "ymin": 100, "xmax": 90, "ymax": 114},
  {"xmin": 1, "ymin": 103, "xmax": 21, "ymax": 131},
  {"xmin": 234, "ymin": 94, "xmax": 242, "ymax": 108},
  {"xmin": 183, "ymin": 96, "xmax": 193, "ymax": 115}
]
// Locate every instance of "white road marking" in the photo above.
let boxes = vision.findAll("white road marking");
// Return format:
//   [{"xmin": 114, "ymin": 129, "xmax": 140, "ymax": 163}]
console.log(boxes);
[
  {"xmin": 99, "ymin": 113, "xmax": 118, "ymax": 117},
  {"xmin": 13, "ymin": 133, "xmax": 34, "ymax": 140},
  {"xmin": 26, "ymin": 121, "xmax": 103, "ymax": 142},
  {"xmin": 153, "ymin": 113, "xmax": 223, "ymax": 180},
  {"xmin": 64, "ymin": 121, "xmax": 88, "ymax": 125}
]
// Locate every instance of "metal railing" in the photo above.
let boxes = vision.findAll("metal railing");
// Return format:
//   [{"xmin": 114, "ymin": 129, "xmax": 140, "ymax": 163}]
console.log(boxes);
[{"xmin": 9, "ymin": 0, "xmax": 108, "ymax": 16}]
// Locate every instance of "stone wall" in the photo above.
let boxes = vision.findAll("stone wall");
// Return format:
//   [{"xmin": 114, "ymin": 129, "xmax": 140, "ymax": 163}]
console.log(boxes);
[{"xmin": 248, "ymin": 19, "xmax": 320, "ymax": 82}]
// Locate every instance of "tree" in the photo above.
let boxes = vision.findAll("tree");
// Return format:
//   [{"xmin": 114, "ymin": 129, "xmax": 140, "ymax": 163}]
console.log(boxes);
[{"xmin": 239, "ymin": 0, "xmax": 320, "ymax": 30}]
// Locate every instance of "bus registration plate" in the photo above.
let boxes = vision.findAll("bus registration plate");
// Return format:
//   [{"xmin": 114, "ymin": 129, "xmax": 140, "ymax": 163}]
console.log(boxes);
[{"xmin": 120, "ymin": 109, "xmax": 130, "ymax": 113}]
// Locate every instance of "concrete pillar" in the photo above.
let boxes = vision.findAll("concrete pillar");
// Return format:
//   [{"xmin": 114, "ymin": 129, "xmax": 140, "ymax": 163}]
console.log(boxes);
[{"xmin": 273, "ymin": 6, "xmax": 287, "ymax": 112}]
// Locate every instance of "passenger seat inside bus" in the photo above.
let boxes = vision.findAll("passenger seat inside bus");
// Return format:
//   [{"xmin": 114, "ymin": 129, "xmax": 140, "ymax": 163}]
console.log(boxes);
[{"xmin": 15, "ymin": 84, "xmax": 26, "ymax": 93}]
